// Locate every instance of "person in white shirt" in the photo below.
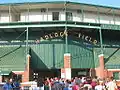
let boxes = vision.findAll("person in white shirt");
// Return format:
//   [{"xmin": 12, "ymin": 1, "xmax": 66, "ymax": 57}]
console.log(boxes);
[
  {"xmin": 95, "ymin": 80, "xmax": 106, "ymax": 90},
  {"xmin": 106, "ymin": 77, "xmax": 118, "ymax": 90}
]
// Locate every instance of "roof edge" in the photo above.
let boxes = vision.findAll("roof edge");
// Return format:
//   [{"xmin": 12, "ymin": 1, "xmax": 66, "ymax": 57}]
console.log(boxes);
[{"xmin": 0, "ymin": 1, "xmax": 120, "ymax": 10}]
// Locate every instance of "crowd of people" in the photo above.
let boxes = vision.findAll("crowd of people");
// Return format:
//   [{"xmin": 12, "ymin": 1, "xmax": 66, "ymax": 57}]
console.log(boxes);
[
  {"xmin": 1, "ymin": 76, "xmax": 120, "ymax": 90},
  {"xmin": 34, "ymin": 76, "xmax": 119, "ymax": 90}
]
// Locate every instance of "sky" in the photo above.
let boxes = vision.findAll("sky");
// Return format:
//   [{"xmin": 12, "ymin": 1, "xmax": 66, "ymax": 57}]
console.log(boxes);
[{"xmin": 0, "ymin": 0, "xmax": 120, "ymax": 8}]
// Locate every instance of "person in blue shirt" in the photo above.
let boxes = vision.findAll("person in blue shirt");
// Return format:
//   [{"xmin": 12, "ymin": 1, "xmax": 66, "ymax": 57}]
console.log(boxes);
[
  {"xmin": 12, "ymin": 80, "xmax": 21, "ymax": 90},
  {"xmin": 3, "ymin": 79, "xmax": 13, "ymax": 90}
]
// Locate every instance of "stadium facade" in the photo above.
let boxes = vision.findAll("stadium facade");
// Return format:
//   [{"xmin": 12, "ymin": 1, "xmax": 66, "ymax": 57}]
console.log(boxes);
[{"xmin": 0, "ymin": 1, "xmax": 120, "ymax": 82}]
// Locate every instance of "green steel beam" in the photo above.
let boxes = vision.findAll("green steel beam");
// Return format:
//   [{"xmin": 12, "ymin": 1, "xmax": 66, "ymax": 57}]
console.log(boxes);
[
  {"xmin": 25, "ymin": 27, "xmax": 29, "ymax": 66},
  {"xmin": 65, "ymin": 1, "xmax": 68, "ymax": 53},
  {"xmin": 26, "ymin": 27, "xmax": 29, "ymax": 54},
  {"xmin": 112, "ymin": 9, "xmax": 115, "ymax": 25},
  {"xmin": 27, "ymin": 3, "xmax": 30, "ymax": 21},
  {"xmin": 9, "ymin": 5, "xmax": 11, "ymax": 22},
  {"xmin": 65, "ymin": 26, "xmax": 68, "ymax": 53},
  {"xmin": 0, "ymin": 24, "xmax": 101, "ymax": 29},
  {"xmin": 81, "ymin": 7, "xmax": 84, "ymax": 22},
  {"xmin": 68, "ymin": 24, "xmax": 100, "ymax": 29},
  {"xmin": 97, "ymin": 7, "xmax": 100, "ymax": 24},
  {"xmin": 99, "ymin": 28, "xmax": 103, "ymax": 54}
]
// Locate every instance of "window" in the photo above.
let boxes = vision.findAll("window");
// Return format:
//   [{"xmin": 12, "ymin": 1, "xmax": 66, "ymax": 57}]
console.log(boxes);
[
  {"xmin": 52, "ymin": 12, "xmax": 59, "ymax": 21},
  {"xmin": 66, "ymin": 12, "xmax": 73, "ymax": 21},
  {"xmin": 41, "ymin": 8, "xmax": 46, "ymax": 12}
]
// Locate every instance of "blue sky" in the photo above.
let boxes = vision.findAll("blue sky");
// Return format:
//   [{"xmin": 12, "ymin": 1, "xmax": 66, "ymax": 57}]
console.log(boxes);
[{"xmin": 0, "ymin": 0, "xmax": 120, "ymax": 8}]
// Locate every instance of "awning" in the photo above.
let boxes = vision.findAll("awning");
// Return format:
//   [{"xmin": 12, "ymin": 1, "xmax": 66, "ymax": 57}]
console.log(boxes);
[
  {"xmin": 0, "ymin": 71, "xmax": 11, "ymax": 75},
  {"xmin": 0, "ymin": 46, "xmax": 26, "ymax": 71}
]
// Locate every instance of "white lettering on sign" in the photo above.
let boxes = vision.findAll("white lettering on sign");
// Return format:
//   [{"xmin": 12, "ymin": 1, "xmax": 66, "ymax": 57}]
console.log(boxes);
[{"xmin": 39, "ymin": 31, "xmax": 97, "ymax": 45}]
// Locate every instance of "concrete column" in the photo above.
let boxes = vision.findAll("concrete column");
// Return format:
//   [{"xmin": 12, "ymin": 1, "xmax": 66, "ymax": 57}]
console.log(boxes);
[
  {"xmin": 64, "ymin": 53, "xmax": 71, "ymax": 68},
  {"xmin": 61, "ymin": 68, "xmax": 65, "ymax": 78},
  {"xmin": 62, "ymin": 53, "xmax": 71, "ymax": 80},
  {"xmin": 96, "ymin": 54, "xmax": 105, "ymax": 79},
  {"xmin": 22, "ymin": 54, "xmax": 30, "ymax": 82},
  {"xmin": 0, "ymin": 76, "xmax": 2, "ymax": 82}
]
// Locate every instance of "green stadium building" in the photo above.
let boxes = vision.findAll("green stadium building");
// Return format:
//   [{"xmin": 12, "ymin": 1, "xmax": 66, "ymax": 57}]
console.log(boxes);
[{"xmin": 0, "ymin": 1, "xmax": 120, "ymax": 82}]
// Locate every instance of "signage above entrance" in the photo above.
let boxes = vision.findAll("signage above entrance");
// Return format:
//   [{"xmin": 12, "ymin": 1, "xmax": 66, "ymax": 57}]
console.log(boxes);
[{"xmin": 39, "ymin": 31, "xmax": 97, "ymax": 45}]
